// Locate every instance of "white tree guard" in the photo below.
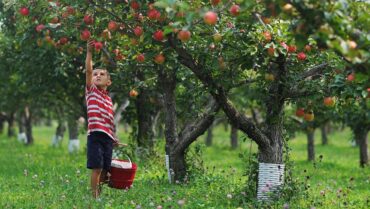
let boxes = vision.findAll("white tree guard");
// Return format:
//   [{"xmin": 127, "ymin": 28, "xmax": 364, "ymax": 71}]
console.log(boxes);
[
  {"xmin": 68, "ymin": 139, "xmax": 80, "ymax": 153},
  {"xmin": 51, "ymin": 135, "xmax": 63, "ymax": 147},
  {"xmin": 257, "ymin": 163, "xmax": 285, "ymax": 201},
  {"xmin": 17, "ymin": 132, "xmax": 27, "ymax": 144}
]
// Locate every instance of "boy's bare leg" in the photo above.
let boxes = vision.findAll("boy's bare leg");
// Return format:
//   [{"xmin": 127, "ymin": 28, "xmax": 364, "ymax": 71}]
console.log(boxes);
[
  {"xmin": 99, "ymin": 169, "xmax": 110, "ymax": 184},
  {"xmin": 91, "ymin": 169, "xmax": 102, "ymax": 198}
]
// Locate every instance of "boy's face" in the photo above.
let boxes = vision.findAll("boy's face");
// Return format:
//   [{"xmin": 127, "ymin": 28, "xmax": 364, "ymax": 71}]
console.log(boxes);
[{"xmin": 92, "ymin": 69, "xmax": 111, "ymax": 89}]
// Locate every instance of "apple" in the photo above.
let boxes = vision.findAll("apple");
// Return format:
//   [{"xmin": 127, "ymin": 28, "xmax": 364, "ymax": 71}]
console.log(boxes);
[
  {"xmin": 108, "ymin": 21, "xmax": 118, "ymax": 31},
  {"xmin": 282, "ymin": 3, "xmax": 293, "ymax": 13},
  {"xmin": 129, "ymin": 89, "xmax": 139, "ymax": 97},
  {"xmin": 59, "ymin": 37, "xmax": 68, "ymax": 45},
  {"xmin": 218, "ymin": 56, "xmax": 226, "ymax": 69},
  {"xmin": 229, "ymin": 5, "xmax": 240, "ymax": 16},
  {"xmin": 213, "ymin": 33, "xmax": 222, "ymax": 42},
  {"xmin": 19, "ymin": 7, "xmax": 29, "ymax": 16},
  {"xmin": 288, "ymin": 45, "xmax": 297, "ymax": 53},
  {"xmin": 304, "ymin": 111, "xmax": 314, "ymax": 121},
  {"xmin": 297, "ymin": 52, "xmax": 306, "ymax": 61},
  {"xmin": 346, "ymin": 73, "xmax": 355, "ymax": 82},
  {"xmin": 115, "ymin": 54, "xmax": 125, "ymax": 61},
  {"xmin": 262, "ymin": 16, "xmax": 271, "ymax": 24},
  {"xmin": 112, "ymin": 49, "xmax": 120, "ymax": 55},
  {"xmin": 348, "ymin": 40, "xmax": 357, "ymax": 49},
  {"xmin": 265, "ymin": 73, "xmax": 275, "ymax": 81},
  {"xmin": 211, "ymin": 0, "xmax": 221, "ymax": 6},
  {"xmin": 80, "ymin": 29, "xmax": 91, "ymax": 41},
  {"xmin": 35, "ymin": 24, "xmax": 45, "ymax": 33},
  {"xmin": 133, "ymin": 26, "xmax": 143, "ymax": 36},
  {"xmin": 280, "ymin": 42, "xmax": 288, "ymax": 50},
  {"xmin": 154, "ymin": 54, "xmax": 165, "ymax": 64},
  {"xmin": 148, "ymin": 9, "xmax": 160, "ymax": 20},
  {"xmin": 50, "ymin": 17, "xmax": 59, "ymax": 24},
  {"xmin": 153, "ymin": 30, "xmax": 164, "ymax": 41},
  {"xmin": 177, "ymin": 30, "xmax": 191, "ymax": 42},
  {"xmin": 204, "ymin": 11, "xmax": 218, "ymax": 25},
  {"xmin": 83, "ymin": 15, "xmax": 94, "ymax": 25},
  {"xmin": 295, "ymin": 108, "xmax": 305, "ymax": 117},
  {"xmin": 323, "ymin": 97, "xmax": 335, "ymax": 107},
  {"xmin": 137, "ymin": 53, "xmax": 145, "ymax": 62},
  {"xmin": 130, "ymin": 1, "xmax": 140, "ymax": 10},
  {"xmin": 267, "ymin": 47, "xmax": 275, "ymax": 57},
  {"xmin": 263, "ymin": 31, "xmax": 272, "ymax": 42},
  {"xmin": 130, "ymin": 38, "xmax": 139, "ymax": 45},
  {"xmin": 305, "ymin": 45, "xmax": 312, "ymax": 52},
  {"xmin": 67, "ymin": 6, "xmax": 75, "ymax": 15},
  {"xmin": 94, "ymin": 41, "xmax": 103, "ymax": 52}
]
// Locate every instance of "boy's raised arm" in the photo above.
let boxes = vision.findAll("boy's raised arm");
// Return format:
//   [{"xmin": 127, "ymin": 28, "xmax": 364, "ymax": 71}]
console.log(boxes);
[{"xmin": 86, "ymin": 40, "xmax": 94, "ymax": 87}]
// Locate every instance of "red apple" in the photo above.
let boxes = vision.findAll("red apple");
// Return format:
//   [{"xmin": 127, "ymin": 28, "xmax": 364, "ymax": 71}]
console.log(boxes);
[
  {"xmin": 211, "ymin": 0, "xmax": 221, "ymax": 6},
  {"xmin": 94, "ymin": 41, "xmax": 103, "ymax": 52},
  {"xmin": 129, "ymin": 89, "xmax": 139, "ymax": 98},
  {"xmin": 19, "ymin": 7, "xmax": 29, "ymax": 16},
  {"xmin": 154, "ymin": 54, "xmax": 165, "ymax": 64},
  {"xmin": 305, "ymin": 45, "xmax": 312, "ymax": 52},
  {"xmin": 288, "ymin": 45, "xmax": 297, "ymax": 53},
  {"xmin": 137, "ymin": 53, "xmax": 145, "ymax": 62},
  {"xmin": 130, "ymin": 1, "xmax": 140, "ymax": 10},
  {"xmin": 83, "ymin": 15, "xmax": 94, "ymax": 25},
  {"xmin": 148, "ymin": 9, "xmax": 160, "ymax": 20},
  {"xmin": 297, "ymin": 52, "xmax": 306, "ymax": 61},
  {"xmin": 80, "ymin": 29, "xmax": 91, "ymax": 41},
  {"xmin": 153, "ymin": 30, "xmax": 164, "ymax": 41},
  {"xmin": 108, "ymin": 21, "xmax": 118, "ymax": 31},
  {"xmin": 280, "ymin": 42, "xmax": 288, "ymax": 50},
  {"xmin": 304, "ymin": 111, "xmax": 314, "ymax": 121},
  {"xmin": 323, "ymin": 97, "xmax": 335, "ymax": 107},
  {"xmin": 35, "ymin": 24, "xmax": 45, "ymax": 33},
  {"xmin": 177, "ymin": 30, "xmax": 191, "ymax": 42},
  {"xmin": 346, "ymin": 73, "xmax": 355, "ymax": 82},
  {"xmin": 204, "ymin": 11, "xmax": 218, "ymax": 25},
  {"xmin": 295, "ymin": 108, "xmax": 305, "ymax": 117},
  {"xmin": 229, "ymin": 5, "xmax": 240, "ymax": 16},
  {"xmin": 50, "ymin": 17, "xmax": 59, "ymax": 24},
  {"xmin": 67, "ymin": 6, "xmax": 75, "ymax": 15},
  {"xmin": 348, "ymin": 40, "xmax": 357, "ymax": 49},
  {"xmin": 267, "ymin": 47, "xmax": 275, "ymax": 56},
  {"xmin": 263, "ymin": 31, "xmax": 272, "ymax": 42},
  {"xmin": 59, "ymin": 37, "xmax": 68, "ymax": 45},
  {"xmin": 133, "ymin": 26, "xmax": 143, "ymax": 36}
]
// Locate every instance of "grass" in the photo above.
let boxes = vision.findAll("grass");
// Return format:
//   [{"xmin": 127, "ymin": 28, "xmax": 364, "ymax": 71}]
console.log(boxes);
[{"xmin": 0, "ymin": 125, "xmax": 369, "ymax": 208}]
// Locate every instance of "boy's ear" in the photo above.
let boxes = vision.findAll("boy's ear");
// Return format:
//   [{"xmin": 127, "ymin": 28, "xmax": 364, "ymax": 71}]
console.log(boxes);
[{"xmin": 107, "ymin": 79, "xmax": 112, "ymax": 86}]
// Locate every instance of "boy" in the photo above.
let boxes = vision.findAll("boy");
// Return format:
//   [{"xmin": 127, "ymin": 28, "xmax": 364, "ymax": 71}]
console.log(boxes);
[{"xmin": 85, "ymin": 40, "xmax": 125, "ymax": 198}]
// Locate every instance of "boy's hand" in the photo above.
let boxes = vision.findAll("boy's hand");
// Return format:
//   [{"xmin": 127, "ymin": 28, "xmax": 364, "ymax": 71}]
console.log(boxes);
[
  {"xmin": 87, "ymin": 40, "xmax": 94, "ymax": 53},
  {"xmin": 113, "ymin": 142, "xmax": 128, "ymax": 147}
]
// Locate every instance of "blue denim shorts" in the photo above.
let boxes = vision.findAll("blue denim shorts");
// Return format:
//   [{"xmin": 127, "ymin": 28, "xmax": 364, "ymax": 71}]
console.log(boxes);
[{"xmin": 87, "ymin": 131, "xmax": 113, "ymax": 171}]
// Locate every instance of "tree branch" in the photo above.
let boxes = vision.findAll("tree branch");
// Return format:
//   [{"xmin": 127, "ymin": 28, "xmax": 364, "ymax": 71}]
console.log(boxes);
[
  {"xmin": 168, "ymin": 35, "xmax": 270, "ymax": 149},
  {"xmin": 298, "ymin": 63, "xmax": 328, "ymax": 80}
]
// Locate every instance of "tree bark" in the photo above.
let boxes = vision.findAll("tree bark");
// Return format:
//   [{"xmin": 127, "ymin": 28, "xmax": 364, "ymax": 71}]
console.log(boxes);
[
  {"xmin": 67, "ymin": 118, "xmax": 79, "ymax": 153},
  {"xmin": 320, "ymin": 124, "xmax": 328, "ymax": 145},
  {"xmin": 0, "ymin": 113, "xmax": 5, "ymax": 134},
  {"xmin": 205, "ymin": 125, "xmax": 213, "ymax": 147},
  {"xmin": 24, "ymin": 106, "xmax": 33, "ymax": 145},
  {"xmin": 231, "ymin": 125, "xmax": 238, "ymax": 149},
  {"xmin": 135, "ymin": 70, "xmax": 156, "ymax": 156},
  {"xmin": 353, "ymin": 127, "xmax": 368, "ymax": 168},
  {"xmin": 7, "ymin": 111, "xmax": 16, "ymax": 138},
  {"xmin": 159, "ymin": 68, "xmax": 219, "ymax": 182},
  {"xmin": 307, "ymin": 129, "xmax": 315, "ymax": 161}
]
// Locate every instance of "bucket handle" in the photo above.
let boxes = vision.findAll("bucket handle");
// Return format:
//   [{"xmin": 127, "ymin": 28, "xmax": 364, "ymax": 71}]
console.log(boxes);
[{"xmin": 124, "ymin": 154, "xmax": 132, "ymax": 168}]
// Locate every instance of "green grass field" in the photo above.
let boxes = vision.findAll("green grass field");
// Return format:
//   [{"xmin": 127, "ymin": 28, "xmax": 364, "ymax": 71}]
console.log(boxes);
[{"xmin": 0, "ymin": 125, "xmax": 369, "ymax": 208}]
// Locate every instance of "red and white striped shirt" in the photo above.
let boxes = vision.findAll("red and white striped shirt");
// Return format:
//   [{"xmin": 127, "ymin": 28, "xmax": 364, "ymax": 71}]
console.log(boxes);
[{"xmin": 86, "ymin": 84, "xmax": 117, "ymax": 142}]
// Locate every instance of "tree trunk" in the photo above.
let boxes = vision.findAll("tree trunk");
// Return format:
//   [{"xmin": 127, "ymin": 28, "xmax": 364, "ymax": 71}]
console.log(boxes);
[
  {"xmin": 52, "ymin": 120, "xmax": 66, "ymax": 147},
  {"xmin": 321, "ymin": 124, "xmax": 328, "ymax": 145},
  {"xmin": 205, "ymin": 125, "xmax": 213, "ymax": 147},
  {"xmin": 135, "ymin": 70, "xmax": 156, "ymax": 156},
  {"xmin": 7, "ymin": 111, "xmax": 16, "ymax": 138},
  {"xmin": 17, "ymin": 111, "xmax": 27, "ymax": 143},
  {"xmin": 231, "ymin": 125, "xmax": 238, "ymax": 149},
  {"xmin": 307, "ymin": 129, "xmax": 315, "ymax": 161},
  {"xmin": 24, "ymin": 106, "xmax": 33, "ymax": 145},
  {"xmin": 353, "ymin": 127, "xmax": 368, "ymax": 168},
  {"xmin": 67, "ymin": 118, "xmax": 79, "ymax": 153},
  {"xmin": 0, "ymin": 113, "xmax": 5, "ymax": 134}
]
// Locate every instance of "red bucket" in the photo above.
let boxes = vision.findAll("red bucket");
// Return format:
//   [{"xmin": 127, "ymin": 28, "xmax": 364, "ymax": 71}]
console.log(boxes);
[{"xmin": 109, "ymin": 159, "xmax": 137, "ymax": 189}]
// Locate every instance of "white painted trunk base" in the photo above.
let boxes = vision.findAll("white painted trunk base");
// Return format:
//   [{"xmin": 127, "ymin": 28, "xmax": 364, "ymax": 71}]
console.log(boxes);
[
  {"xmin": 68, "ymin": 139, "xmax": 80, "ymax": 153},
  {"xmin": 257, "ymin": 163, "xmax": 285, "ymax": 201}
]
